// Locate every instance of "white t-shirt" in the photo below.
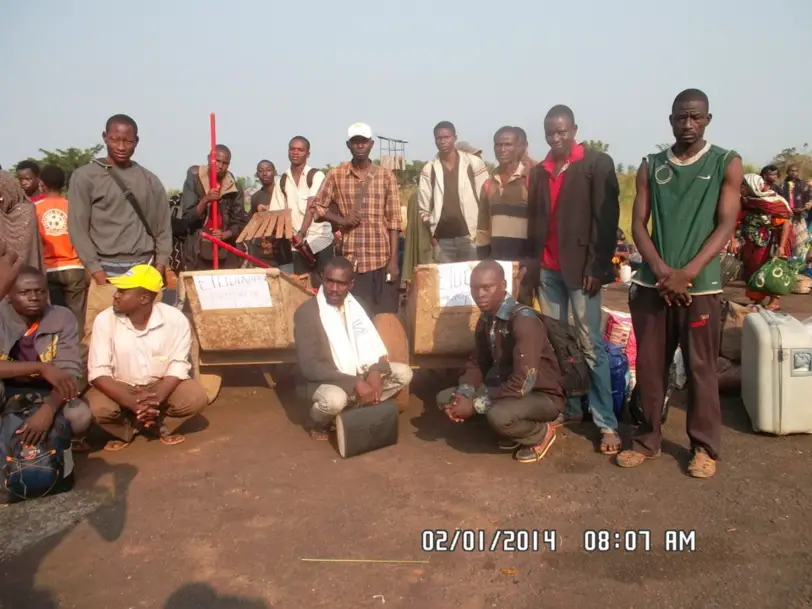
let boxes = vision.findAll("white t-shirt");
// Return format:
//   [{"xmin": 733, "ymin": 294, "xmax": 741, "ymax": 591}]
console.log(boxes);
[{"xmin": 270, "ymin": 166, "xmax": 333, "ymax": 254}]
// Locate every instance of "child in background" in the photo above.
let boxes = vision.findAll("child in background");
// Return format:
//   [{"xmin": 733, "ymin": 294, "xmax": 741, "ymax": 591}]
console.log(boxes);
[{"xmin": 34, "ymin": 165, "xmax": 87, "ymax": 333}]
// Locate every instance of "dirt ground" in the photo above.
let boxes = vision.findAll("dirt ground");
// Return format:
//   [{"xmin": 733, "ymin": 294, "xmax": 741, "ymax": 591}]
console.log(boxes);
[{"xmin": 2, "ymin": 283, "xmax": 812, "ymax": 609}]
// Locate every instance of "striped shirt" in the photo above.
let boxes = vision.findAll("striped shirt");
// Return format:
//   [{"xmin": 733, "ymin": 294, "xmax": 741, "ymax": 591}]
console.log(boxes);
[
  {"xmin": 476, "ymin": 162, "xmax": 530, "ymax": 260},
  {"xmin": 311, "ymin": 162, "xmax": 402, "ymax": 273}
]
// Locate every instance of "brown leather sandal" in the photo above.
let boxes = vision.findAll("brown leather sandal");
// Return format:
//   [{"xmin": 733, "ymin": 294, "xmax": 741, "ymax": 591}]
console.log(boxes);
[
  {"xmin": 616, "ymin": 449, "xmax": 661, "ymax": 468},
  {"xmin": 687, "ymin": 448, "xmax": 716, "ymax": 478}
]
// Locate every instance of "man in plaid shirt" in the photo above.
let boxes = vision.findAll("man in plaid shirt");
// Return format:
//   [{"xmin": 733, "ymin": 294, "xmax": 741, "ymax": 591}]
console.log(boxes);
[{"xmin": 308, "ymin": 123, "xmax": 402, "ymax": 316}]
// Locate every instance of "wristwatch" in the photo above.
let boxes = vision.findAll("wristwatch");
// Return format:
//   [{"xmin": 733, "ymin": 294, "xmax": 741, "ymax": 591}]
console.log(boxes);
[{"xmin": 473, "ymin": 392, "xmax": 493, "ymax": 415}]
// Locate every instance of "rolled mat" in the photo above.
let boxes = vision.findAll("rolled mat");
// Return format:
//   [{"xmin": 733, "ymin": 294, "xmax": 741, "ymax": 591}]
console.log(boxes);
[{"xmin": 336, "ymin": 399, "xmax": 399, "ymax": 458}]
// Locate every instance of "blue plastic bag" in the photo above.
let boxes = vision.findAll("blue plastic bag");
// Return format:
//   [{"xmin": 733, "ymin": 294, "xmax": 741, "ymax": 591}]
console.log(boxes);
[{"xmin": 605, "ymin": 340, "xmax": 629, "ymax": 419}]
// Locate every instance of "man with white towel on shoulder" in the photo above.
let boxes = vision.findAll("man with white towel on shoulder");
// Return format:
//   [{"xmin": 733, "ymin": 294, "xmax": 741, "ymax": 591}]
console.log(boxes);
[{"xmin": 293, "ymin": 256, "xmax": 413, "ymax": 440}]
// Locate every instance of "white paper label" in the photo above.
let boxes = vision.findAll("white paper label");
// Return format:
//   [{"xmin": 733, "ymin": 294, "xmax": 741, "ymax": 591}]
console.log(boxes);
[
  {"xmin": 193, "ymin": 274, "xmax": 273, "ymax": 310},
  {"xmin": 437, "ymin": 261, "xmax": 513, "ymax": 307}
]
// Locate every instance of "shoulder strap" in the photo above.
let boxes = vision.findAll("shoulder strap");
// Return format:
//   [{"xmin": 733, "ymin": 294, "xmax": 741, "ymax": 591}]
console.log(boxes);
[
  {"xmin": 509, "ymin": 302, "xmax": 542, "ymax": 331},
  {"xmin": 306, "ymin": 168, "xmax": 318, "ymax": 189},
  {"xmin": 279, "ymin": 174, "xmax": 289, "ymax": 206},
  {"xmin": 510, "ymin": 303, "xmax": 536, "ymax": 318},
  {"xmin": 354, "ymin": 164, "xmax": 378, "ymax": 212},
  {"xmin": 94, "ymin": 160, "xmax": 155, "ymax": 240}
]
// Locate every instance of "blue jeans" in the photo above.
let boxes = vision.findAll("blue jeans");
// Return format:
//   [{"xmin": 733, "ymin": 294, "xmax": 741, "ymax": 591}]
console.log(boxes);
[{"xmin": 538, "ymin": 269, "xmax": 618, "ymax": 432}]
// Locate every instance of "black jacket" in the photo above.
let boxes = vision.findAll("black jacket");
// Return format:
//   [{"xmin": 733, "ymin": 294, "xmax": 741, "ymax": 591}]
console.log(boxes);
[{"xmin": 525, "ymin": 149, "xmax": 619, "ymax": 291}]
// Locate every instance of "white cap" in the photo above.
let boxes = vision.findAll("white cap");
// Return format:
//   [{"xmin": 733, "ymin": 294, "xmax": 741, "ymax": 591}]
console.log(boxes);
[{"xmin": 347, "ymin": 123, "xmax": 373, "ymax": 140}]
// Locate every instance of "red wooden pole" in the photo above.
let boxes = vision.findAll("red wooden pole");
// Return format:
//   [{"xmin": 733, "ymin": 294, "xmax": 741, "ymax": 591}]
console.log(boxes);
[
  {"xmin": 200, "ymin": 232, "xmax": 271, "ymax": 268},
  {"xmin": 209, "ymin": 113, "xmax": 220, "ymax": 269}
]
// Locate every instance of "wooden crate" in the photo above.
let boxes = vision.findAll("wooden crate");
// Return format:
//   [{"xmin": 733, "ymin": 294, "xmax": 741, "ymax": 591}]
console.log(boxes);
[
  {"xmin": 407, "ymin": 262, "xmax": 520, "ymax": 356},
  {"xmin": 179, "ymin": 268, "xmax": 313, "ymax": 352}
]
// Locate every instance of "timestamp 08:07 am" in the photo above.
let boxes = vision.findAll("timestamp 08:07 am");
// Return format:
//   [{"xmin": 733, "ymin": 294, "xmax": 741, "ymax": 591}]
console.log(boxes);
[{"xmin": 583, "ymin": 530, "xmax": 697, "ymax": 553}]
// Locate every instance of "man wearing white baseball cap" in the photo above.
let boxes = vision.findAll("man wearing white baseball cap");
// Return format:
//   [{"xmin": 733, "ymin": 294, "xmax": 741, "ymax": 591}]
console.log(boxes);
[
  {"xmin": 305, "ymin": 123, "xmax": 402, "ymax": 317},
  {"xmin": 347, "ymin": 122, "xmax": 373, "ymax": 139}
]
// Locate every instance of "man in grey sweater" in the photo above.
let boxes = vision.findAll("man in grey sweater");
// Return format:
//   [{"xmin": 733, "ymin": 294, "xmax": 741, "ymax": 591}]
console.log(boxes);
[{"xmin": 67, "ymin": 114, "xmax": 172, "ymax": 344}]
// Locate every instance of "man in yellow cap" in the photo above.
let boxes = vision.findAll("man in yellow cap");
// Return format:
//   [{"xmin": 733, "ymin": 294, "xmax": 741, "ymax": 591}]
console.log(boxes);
[{"xmin": 85, "ymin": 265, "xmax": 208, "ymax": 451}]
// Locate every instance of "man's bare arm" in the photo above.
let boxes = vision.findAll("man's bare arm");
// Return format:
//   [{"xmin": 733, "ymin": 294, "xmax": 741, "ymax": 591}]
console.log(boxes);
[
  {"xmin": 683, "ymin": 156, "xmax": 743, "ymax": 279},
  {"xmin": 631, "ymin": 160, "xmax": 669, "ymax": 279}
]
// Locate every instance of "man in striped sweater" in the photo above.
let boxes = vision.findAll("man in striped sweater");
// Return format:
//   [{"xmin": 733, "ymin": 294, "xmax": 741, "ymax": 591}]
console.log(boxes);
[{"xmin": 476, "ymin": 126, "xmax": 530, "ymax": 262}]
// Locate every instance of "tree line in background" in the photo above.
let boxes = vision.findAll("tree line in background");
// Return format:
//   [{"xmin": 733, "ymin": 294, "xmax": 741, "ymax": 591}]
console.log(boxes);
[{"xmin": 10, "ymin": 140, "xmax": 812, "ymax": 207}]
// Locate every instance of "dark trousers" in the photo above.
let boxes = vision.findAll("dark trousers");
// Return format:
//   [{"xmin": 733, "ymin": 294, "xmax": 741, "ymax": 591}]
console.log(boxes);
[
  {"xmin": 487, "ymin": 393, "xmax": 561, "ymax": 445},
  {"xmin": 629, "ymin": 286, "xmax": 722, "ymax": 459},
  {"xmin": 351, "ymin": 265, "xmax": 399, "ymax": 318},
  {"xmin": 437, "ymin": 387, "xmax": 561, "ymax": 445},
  {"xmin": 293, "ymin": 245, "xmax": 335, "ymax": 275},
  {"xmin": 47, "ymin": 269, "xmax": 87, "ymax": 337}
]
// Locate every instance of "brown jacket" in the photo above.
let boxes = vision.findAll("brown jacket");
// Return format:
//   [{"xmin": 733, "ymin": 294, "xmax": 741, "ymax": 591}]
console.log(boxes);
[
  {"xmin": 458, "ymin": 296, "xmax": 565, "ymax": 407},
  {"xmin": 293, "ymin": 298, "xmax": 390, "ymax": 393},
  {"xmin": 179, "ymin": 165, "xmax": 248, "ymax": 266}
]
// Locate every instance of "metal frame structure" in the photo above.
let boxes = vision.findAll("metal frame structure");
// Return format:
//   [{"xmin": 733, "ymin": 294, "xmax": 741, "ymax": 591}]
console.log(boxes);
[{"xmin": 377, "ymin": 134, "xmax": 408, "ymax": 171}]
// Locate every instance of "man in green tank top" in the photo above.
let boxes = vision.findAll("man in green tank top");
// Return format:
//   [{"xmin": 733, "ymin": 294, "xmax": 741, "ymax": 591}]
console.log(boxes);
[{"xmin": 617, "ymin": 89, "xmax": 742, "ymax": 479}]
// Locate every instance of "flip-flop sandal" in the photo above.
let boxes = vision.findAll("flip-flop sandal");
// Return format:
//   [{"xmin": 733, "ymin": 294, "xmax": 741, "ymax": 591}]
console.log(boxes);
[
  {"xmin": 103, "ymin": 439, "xmax": 132, "ymax": 452},
  {"xmin": 600, "ymin": 431, "xmax": 622, "ymax": 456},
  {"xmin": 159, "ymin": 434, "xmax": 186, "ymax": 446},
  {"xmin": 309, "ymin": 429, "xmax": 329, "ymax": 441},
  {"xmin": 71, "ymin": 438, "xmax": 92, "ymax": 452}
]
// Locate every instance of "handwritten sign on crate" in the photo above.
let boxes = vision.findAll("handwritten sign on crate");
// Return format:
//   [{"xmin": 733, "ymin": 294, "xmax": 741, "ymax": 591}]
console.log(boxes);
[
  {"xmin": 193, "ymin": 273, "xmax": 273, "ymax": 310},
  {"xmin": 437, "ymin": 261, "xmax": 513, "ymax": 307}
]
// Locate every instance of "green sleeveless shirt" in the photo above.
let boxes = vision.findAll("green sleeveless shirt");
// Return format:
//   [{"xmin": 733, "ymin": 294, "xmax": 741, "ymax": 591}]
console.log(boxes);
[{"xmin": 632, "ymin": 143, "xmax": 739, "ymax": 295}]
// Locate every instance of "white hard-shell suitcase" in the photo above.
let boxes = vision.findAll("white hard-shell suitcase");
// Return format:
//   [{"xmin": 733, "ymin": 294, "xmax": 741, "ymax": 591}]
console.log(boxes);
[{"xmin": 741, "ymin": 309, "xmax": 812, "ymax": 435}]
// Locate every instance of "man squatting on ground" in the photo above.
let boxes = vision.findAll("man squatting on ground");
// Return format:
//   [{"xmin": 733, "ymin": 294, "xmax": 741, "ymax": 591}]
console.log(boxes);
[
  {"xmin": 620, "ymin": 88, "xmax": 742, "ymax": 479},
  {"xmin": 293, "ymin": 257, "xmax": 413, "ymax": 440},
  {"xmin": 437, "ymin": 261, "xmax": 564, "ymax": 464},
  {"xmin": 0, "ymin": 266, "xmax": 92, "ymax": 446},
  {"xmin": 85, "ymin": 265, "xmax": 208, "ymax": 451}
]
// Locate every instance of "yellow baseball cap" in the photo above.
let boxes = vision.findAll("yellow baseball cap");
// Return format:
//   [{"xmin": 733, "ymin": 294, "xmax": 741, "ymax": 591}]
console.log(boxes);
[{"xmin": 109, "ymin": 265, "xmax": 164, "ymax": 293}]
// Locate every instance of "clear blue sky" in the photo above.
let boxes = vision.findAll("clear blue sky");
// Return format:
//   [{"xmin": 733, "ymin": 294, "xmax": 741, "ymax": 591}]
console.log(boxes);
[{"xmin": 1, "ymin": 0, "xmax": 810, "ymax": 188}]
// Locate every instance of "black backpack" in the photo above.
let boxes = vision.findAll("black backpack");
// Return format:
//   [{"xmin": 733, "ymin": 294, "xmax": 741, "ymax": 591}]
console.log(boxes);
[
  {"xmin": 540, "ymin": 315, "xmax": 592, "ymax": 397},
  {"xmin": 513, "ymin": 304, "xmax": 592, "ymax": 398},
  {"xmin": 511, "ymin": 305, "xmax": 591, "ymax": 397}
]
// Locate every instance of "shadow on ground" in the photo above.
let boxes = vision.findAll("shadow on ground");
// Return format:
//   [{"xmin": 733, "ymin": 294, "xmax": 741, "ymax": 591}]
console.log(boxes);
[
  {"xmin": 0, "ymin": 457, "xmax": 137, "ymax": 608},
  {"xmin": 164, "ymin": 583, "xmax": 271, "ymax": 608}
]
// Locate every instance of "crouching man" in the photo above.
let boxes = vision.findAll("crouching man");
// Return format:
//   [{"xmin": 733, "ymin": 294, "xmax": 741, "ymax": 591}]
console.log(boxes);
[
  {"xmin": 294, "ymin": 257, "xmax": 413, "ymax": 440},
  {"xmin": 437, "ymin": 261, "xmax": 564, "ymax": 464},
  {"xmin": 85, "ymin": 265, "xmax": 208, "ymax": 451},
  {"xmin": 0, "ymin": 267, "xmax": 91, "ymax": 445}
]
